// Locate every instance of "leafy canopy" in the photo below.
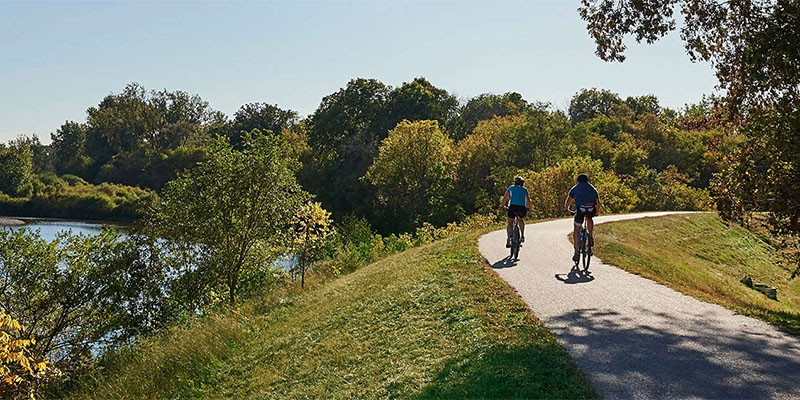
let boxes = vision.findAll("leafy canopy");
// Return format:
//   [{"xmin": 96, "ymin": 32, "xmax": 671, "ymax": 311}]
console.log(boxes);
[{"xmin": 150, "ymin": 130, "xmax": 308, "ymax": 305}]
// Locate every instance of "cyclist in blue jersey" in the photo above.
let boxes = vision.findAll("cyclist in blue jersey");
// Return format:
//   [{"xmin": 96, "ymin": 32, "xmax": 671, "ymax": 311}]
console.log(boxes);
[
  {"xmin": 564, "ymin": 173, "xmax": 601, "ymax": 262},
  {"xmin": 501, "ymin": 176, "xmax": 531, "ymax": 248}
]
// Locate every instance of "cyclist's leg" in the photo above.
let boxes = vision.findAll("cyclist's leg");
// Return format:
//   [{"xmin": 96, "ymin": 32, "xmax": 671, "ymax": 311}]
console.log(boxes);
[
  {"xmin": 573, "ymin": 211, "xmax": 584, "ymax": 251},
  {"xmin": 506, "ymin": 217, "xmax": 514, "ymax": 238},
  {"xmin": 586, "ymin": 216, "xmax": 594, "ymax": 237},
  {"xmin": 518, "ymin": 217, "xmax": 525, "ymax": 239}
]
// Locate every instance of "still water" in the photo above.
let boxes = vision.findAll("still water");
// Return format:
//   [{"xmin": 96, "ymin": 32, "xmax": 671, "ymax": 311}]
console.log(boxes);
[{"xmin": 3, "ymin": 219, "xmax": 126, "ymax": 241}]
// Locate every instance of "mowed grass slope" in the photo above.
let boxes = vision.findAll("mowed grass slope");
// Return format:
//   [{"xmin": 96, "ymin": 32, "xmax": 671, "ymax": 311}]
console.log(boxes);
[
  {"xmin": 595, "ymin": 213, "xmax": 800, "ymax": 333},
  {"xmin": 67, "ymin": 230, "xmax": 597, "ymax": 399}
]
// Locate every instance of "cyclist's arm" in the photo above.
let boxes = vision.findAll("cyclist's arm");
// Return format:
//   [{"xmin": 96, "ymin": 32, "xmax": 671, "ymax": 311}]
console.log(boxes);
[
  {"xmin": 564, "ymin": 195, "xmax": 574, "ymax": 213},
  {"xmin": 526, "ymin": 194, "xmax": 531, "ymax": 209},
  {"xmin": 501, "ymin": 190, "xmax": 510, "ymax": 208},
  {"xmin": 595, "ymin": 197, "xmax": 601, "ymax": 215}
]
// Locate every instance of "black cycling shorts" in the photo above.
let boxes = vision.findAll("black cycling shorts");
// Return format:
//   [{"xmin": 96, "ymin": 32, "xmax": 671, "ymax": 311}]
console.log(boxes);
[
  {"xmin": 574, "ymin": 204, "xmax": 596, "ymax": 225},
  {"xmin": 508, "ymin": 205, "xmax": 528, "ymax": 219}
]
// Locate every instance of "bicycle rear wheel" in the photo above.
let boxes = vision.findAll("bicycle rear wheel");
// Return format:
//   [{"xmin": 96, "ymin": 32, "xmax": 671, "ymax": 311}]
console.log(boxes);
[
  {"xmin": 511, "ymin": 222, "xmax": 521, "ymax": 259},
  {"xmin": 582, "ymin": 231, "xmax": 592, "ymax": 270}
]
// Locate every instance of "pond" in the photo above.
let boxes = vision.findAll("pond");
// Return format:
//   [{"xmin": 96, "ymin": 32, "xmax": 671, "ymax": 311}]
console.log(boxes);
[
  {"xmin": 1, "ymin": 217, "xmax": 298, "ymax": 269},
  {"xmin": 1, "ymin": 218, "xmax": 127, "ymax": 241}
]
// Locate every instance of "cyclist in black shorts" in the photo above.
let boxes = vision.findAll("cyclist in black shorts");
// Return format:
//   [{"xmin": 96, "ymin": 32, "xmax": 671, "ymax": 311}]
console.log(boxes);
[
  {"xmin": 564, "ymin": 173, "xmax": 601, "ymax": 262},
  {"xmin": 502, "ymin": 176, "xmax": 531, "ymax": 248}
]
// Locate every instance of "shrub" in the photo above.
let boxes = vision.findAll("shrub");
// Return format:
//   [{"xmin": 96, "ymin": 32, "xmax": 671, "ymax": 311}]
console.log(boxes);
[{"xmin": 0, "ymin": 176, "xmax": 155, "ymax": 221}]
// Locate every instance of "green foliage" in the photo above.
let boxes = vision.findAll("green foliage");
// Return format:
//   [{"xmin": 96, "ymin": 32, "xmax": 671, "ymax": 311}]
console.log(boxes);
[
  {"xmin": 448, "ymin": 92, "xmax": 531, "ymax": 140},
  {"xmin": 51, "ymin": 122, "xmax": 91, "ymax": 177},
  {"xmin": 367, "ymin": 120, "xmax": 457, "ymax": 232},
  {"xmin": 226, "ymin": 102, "xmax": 299, "ymax": 148},
  {"xmin": 0, "ymin": 143, "xmax": 33, "ymax": 197},
  {"xmin": 455, "ymin": 111, "xmax": 574, "ymax": 214},
  {"xmin": 0, "ymin": 175, "xmax": 155, "ymax": 221},
  {"xmin": 49, "ymin": 83, "xmax": 220, "ymax": 190},
  {"xmin": 633, "ymin": 167, "xmax": 713, "ymax": 211},
  {"xmin": 149, "ymin": 130, "xmax": 308, "ymax": 306},
  {"xmin": 387, "ymin": 77, "xmax": 459, "ymax": 129},
  {"xmin": 579, "ymin": 0, "xmax": 800, "ymax": 246},
  {"xmin": 0, "ymin": 229, "xmax": 169, "ymax": 386},
  {"xmin": 569, "ymin": 88, "xmax": 623, "ymax": 124},
  {"xmin": 502, "ymin": 156, "xmax": 637, "ymax": 220}
]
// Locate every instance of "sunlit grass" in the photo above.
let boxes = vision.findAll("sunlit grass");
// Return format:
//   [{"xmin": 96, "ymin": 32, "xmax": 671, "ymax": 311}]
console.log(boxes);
[
  {"xmin": 65, "ymin": 229, "xmax": 597, "ymax": 399},
  {"xmin": 595, "ymin": 213, "xmax": 800, "ymax": 333}
]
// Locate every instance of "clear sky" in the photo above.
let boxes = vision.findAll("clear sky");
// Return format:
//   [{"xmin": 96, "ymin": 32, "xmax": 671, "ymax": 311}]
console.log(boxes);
[{"xmin": 0, "ymin": 0, "xmax": 718, "ymax": 143}]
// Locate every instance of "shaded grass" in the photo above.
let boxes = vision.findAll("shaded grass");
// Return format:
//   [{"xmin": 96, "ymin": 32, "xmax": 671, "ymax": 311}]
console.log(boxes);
[
  {"xmin": 65, "ymin": 229, "xmax": 597, "ymax": 399},
  {"xmin": 595, "ymin": 213, "xmax": 800, "ymax": 334}
]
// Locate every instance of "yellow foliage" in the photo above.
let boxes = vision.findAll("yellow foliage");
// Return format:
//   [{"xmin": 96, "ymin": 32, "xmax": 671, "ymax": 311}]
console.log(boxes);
[{"xmin": 0, "ymin": 312, "xmax": 46, "ymax": 399}]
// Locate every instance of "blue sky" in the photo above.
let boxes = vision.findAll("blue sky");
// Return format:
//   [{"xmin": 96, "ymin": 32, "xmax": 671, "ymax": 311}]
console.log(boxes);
[{"xmin": 0, "ymin": 0, "xmax": 718, "ymax": 143}]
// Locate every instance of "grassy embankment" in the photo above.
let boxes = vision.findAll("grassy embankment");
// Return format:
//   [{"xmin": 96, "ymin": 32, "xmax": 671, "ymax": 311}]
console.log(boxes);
[
  {"xmin": 595, "ymin": 213, "xmax": 800, "ymax": 333},
  {"xmin": 65, "ymin": 229, "xmax": 597, "ymax": 399}
]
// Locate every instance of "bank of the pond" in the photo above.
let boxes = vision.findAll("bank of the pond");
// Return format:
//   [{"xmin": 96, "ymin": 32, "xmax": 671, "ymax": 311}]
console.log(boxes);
[{"xmin": 0, "ymin": 217, "xmax": 25, "ymax": 226}]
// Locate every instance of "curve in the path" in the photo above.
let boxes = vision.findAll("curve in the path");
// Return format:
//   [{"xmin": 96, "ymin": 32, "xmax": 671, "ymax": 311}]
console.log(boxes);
[{"xmin": 479, "ymin": 212, "xmax": 800, "ymax": 400}]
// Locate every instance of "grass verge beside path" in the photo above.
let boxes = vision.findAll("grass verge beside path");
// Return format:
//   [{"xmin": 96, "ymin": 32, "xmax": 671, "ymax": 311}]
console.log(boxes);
[
  {"xmin": 595, "ymin": 213, "xmax": 800, "ymax": 334},
  {"xmin": 66, "ymin": 229, "xmax": 598, "ymax": 399}
]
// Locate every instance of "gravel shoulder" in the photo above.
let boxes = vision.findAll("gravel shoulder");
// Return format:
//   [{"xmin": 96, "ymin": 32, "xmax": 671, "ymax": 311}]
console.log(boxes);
[{"xmin": 479, "ymin": 212, "xmax": 800, "ymax": 399}]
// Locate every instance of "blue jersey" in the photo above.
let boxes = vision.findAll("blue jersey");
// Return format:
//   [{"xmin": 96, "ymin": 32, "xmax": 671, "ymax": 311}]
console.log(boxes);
[
  {"xmin": 507, "ymin": 185, "xmax": 528, "ymax": 207},
  {"xmin": 569, "ymin": 182, "xmax": 599, "ymax": 206}
]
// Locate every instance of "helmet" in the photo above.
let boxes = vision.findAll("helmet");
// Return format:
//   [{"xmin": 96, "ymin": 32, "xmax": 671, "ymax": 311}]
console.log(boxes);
[
  {"xmin": 514, "ymin": 176, "xmax": 525, "ymax": 186},
  {"xmin": 577, "ymin": 173, "xmax": 589, "ymax": 183}
]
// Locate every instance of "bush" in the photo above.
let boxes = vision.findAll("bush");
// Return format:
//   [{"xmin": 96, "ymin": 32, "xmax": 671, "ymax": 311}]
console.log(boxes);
[
  {"xmin": 494, "ymin": 156, "xmax": 638, "ymax": 220},
  {"xmin": 0, "ymin": 175, "xmax": 155, "ymax": 221}
]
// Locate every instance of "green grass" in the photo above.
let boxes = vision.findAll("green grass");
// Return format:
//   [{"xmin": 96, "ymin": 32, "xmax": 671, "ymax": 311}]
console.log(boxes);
[
  {"xmin": 65, "ymin": 229, "xmax": 598, "ymax": 399},
  {"xmin": 594, "ymin": 213, "xmax": 800, "ymax": 334}
]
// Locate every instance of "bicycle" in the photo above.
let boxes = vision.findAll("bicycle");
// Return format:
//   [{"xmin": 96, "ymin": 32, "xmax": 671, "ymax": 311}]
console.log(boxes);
[
  {"xmin": 569, "ymin": 207, "xmax": 593, "ymax": 271},
  {"xmin": 505, "ymin": 207, "xmax": 522, "ymax": 260}
]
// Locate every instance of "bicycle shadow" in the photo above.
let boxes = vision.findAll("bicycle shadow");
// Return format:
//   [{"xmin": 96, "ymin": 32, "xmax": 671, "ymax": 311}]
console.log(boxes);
[
  {"xmin": 491, "ymin": 256, "xmax": 518, "ymax": 269},
  {"xmin": 555, "ymin": 264, "xmax": 595, "ymax": 284}
]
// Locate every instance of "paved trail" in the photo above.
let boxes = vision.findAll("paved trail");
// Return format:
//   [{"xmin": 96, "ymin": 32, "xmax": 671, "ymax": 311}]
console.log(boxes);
[{"xmin": 478, "ymin": 212, "xmax": 800, "ymax": 399}]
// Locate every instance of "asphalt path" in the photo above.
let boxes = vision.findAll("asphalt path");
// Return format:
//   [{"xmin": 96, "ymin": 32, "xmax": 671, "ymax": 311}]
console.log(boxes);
[{"xmin": 478, "ymin": 212, "xmax": 800, "ymax": 399}]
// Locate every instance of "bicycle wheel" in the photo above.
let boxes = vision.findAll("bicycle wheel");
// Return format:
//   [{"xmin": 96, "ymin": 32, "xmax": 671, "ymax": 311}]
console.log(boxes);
[
  {"xmin": 582, "ymin": 231, "xmax": 592, "ymax": 271},
  {"xmin": 511, "ymin": 222, "xmax": 521, "ymax": 259}
]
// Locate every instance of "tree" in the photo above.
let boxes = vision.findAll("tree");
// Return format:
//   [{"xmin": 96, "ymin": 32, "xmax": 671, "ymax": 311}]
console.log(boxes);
[
  {"xmin": 569, "ymin": 88, "xmax": 623, "ymax": 124},
  {"xmin": 304, "ymin": 78, "xmax": 393, "ymax": 220},
  {"xmin": 290, "ymin": 202, "xmax": 334, "ymax": 288},
  {"xmin": 150, "ymin": 130, "xmax": 308, "ymax": 305},
  {"xmin": 625, "ymin": 95, "xmax": 662, "ymax": 118},
  {"xmin": 499, "ymin": 156, "xmax": 638, "ymax": 220},
  {"xmin": 83, "ymin": 83, "xmax": 216, "ymax": 188},
  {"xmin": 51, "ymin": 121, "xmax": 91, "ymax": 177},
  {"xmin": 449, "ymin": 92, "xmax": 530, "ymax": 140},
  {"xmin": 307, "ymin": 78, "xmax": 392, "ymax": 154},
  {"xmin": 388, "ymin": 77, "xmax": 459, "ymax": 129},
  {"xmin": 228, "ymin": 102, "xmax": 299, "ymax": 147},
  {"xmin": 578, "ymin": 0, "xmax": 800, "ymax": 239},
  {"xmin": 0, "ymin": 143, "xmax": 33, "ymax": 197},
  {"xmin": 579, "ymin": 0, "xmax": 799, "ymax": 110},
  {"xmin": 0, "ymin": 229, "xmax": 166, "ymax": 378},
  {"xmin": 366, "ymin": 120, "xmax": 457, "ymax": 232}
]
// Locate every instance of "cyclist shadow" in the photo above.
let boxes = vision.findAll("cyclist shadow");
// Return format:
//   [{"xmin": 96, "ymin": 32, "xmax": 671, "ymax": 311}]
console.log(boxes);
[
  {"xmin": 555, "ymin": 265, "xmax": 595, "ymax": 284},
  {"xmin": 491, "ymin": 256, "xmax": 519, "ymax": 269}
]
